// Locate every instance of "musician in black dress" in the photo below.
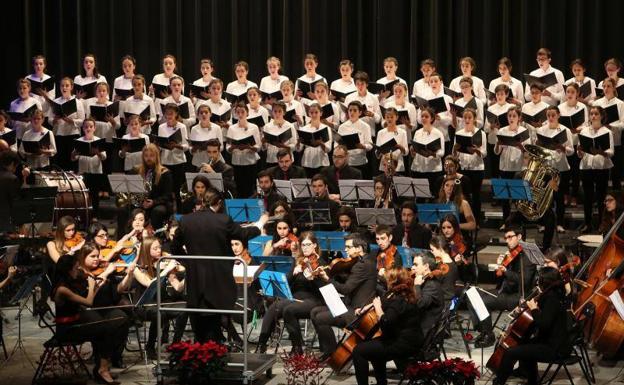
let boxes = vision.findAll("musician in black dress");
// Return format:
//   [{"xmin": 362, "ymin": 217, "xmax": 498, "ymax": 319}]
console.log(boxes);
[
  {"xmin": 351, "ymin": 267, "xmax": 423, "ymax": 385},
  {"xmin": 492, "ymin": 267, "xmax": 572, "ymax": 385}
]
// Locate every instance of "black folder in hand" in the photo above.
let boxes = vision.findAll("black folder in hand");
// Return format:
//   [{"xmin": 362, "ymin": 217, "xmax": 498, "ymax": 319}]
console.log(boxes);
[
  {"xmin": 29, "ymin": 77, "xmax": 55, "ymax": 95},
  {"xmin": 150, "ymin": 129, "xmax": 182, "ymax": 147},
  {"xmin": 227, "ymin": 135, "xmax": 256, "ymax": 146},
  {"xmin": 124, "ymin": 105, "xmax": 151, "ymax": 121},
  {"xmin": 486, "ymin": 110, "xmax": 510, "ymax": 128},
  {"xmin": 210, "ymin": 109, "xmax": 231, "ymax": 123},
  {"xmin": 413, "ymin": 96, "xmax": 448, "ymax": 114},
  {"xmin": 496, "ymin": 129, "xmax": 529, "ymax": 146},
  {"xmin": 90, "ymin": 102, "xmax": 120, "ymax": 122},
  {"xmin": 264, "ymin": 129, "xmax": 293, "ymax": 146},
  {"xmin": 114, "ymin": 137, "xmax": 146, "ymax": 153},
  {"xmin": 521, "ymin": 108, "xmax": 547, "ymax": 127},
  {"xmin": 558, "ymin": 109, "xmax": 585, "ymax": 130},
  {"xmin": 8, "ymin": 104, "xmax": 38, "ymax": 121},
  {"xmin": 51, "ymin": 99, "xmax": 78, "ymax": 118},
  {"xmin": 536, "ymin": 130, "xmax": 568, "ymax": 150},
  {"xmin": 298, "ymin": 128, "xmax": 329, "ymax": 146},
  {"xmin": 523, "ymin": 72, "xmax": 558, "ymax": 89},
  {"xmin": 455, "ymin": 131, "xmax": 483, "ymax": 153},
  {"xmin": 73, "ymin": 138, "xmax": 104, "ymax": 157},
  {"xmin": 74, "ymin": 81, "xmax": 98, "ymax": 99},
  {"xmin": 338, "ymin": 132, "xmax": 360, "ymax": 150},
  {"xmin": 0, "ymin": 130, "xmax": 17, "ymax": 147},
  {"xmin": 376, "ymin": 138, "xmax": 397, "ymax": 154},
  {"xmin": 578, "ymin": 133, "xmax": 610, "ymax": 152},
  {"xmin": 114, "ymin": 88, "xmax": 134, "ymax": 100}
]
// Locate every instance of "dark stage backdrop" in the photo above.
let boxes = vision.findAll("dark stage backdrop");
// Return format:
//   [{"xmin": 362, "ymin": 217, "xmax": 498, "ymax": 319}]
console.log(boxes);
[{"xmin": 2, "ymin": 0, "xmax": 623, "ymax": 108}]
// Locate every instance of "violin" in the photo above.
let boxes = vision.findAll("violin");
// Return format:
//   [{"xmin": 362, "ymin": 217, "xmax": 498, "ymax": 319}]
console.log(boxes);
[
  {"xmin": 302, "ymin": 253, "xmax": 322, "ymax": 280},
  {"xmin": 64, "ymin": 233, "xmax": 85, "ymax": 250},
  {"xmin": 559, "ymin": 255, "xmax": 581, "ymax": 281},
  {"xmin": 376, "ymin": 245, "xmax": 398, "ymax": 271},
  {"xmin": 449, "ymin": 233, "xmax": 468, "ymax": 262},
  {"xmin": 89, "ymin": 260, "xmax": 131, "ymax": 277},
  {"xmin": 495, "ymin": 245, "xmax": 523, "ymax": 277},
  {"xmin": 428, "ymin": 257, "xmax": 450, "ymax": 278}
]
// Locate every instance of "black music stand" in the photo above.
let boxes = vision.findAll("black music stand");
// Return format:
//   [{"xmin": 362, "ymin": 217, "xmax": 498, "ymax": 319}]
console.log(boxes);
[
  {"xmin": 416, "ymin": 203, "xmax": 458, "ymax": 225},
  {"xmin": 338, "ymin": 180, "xmax": 375, "ymax": 201},
  {"xmin": 10, "ymin": 186, "xmax": 57, "ymax": 239},
  {"xmin": 492, "ymin": 178, "xmax": 533, "ymax": 236},
  {"xmin": 393, "ymin": 177, "xmax": 433, "ymax": 199},
  {"xmin": 355, "ymin": 208, "xmax": 397, "ymax": 226},
  {"xmin": 5, "ymin": 273, "xmax": 42, "ymax": 366},
  {"xmin": 225, "ymin": 199, "xmax": 265, "ymax": 223},
  {"xmin": 291, "ymin": 201, "xmax": 332, "ymax": 227}
]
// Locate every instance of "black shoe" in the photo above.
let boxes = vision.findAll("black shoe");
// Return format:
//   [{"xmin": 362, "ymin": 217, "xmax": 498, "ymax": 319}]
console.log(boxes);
[
  {"xmin": 475, "ymin": 332, "xmax": 496, "ymax": 348},
  {"xmin": 93, "ymin": 368, "xmax": 120, "ymax": 385},
  {"xmin": 289, "ymin": 345, "xmax": 304, "ymax": 356},
  {"xmin": 510, "ymin": 367, "xmax": 528, "ymax": 378},
  {"xmin": 146, "ymin": 348, "xmax": 158, "ymax": 361}
]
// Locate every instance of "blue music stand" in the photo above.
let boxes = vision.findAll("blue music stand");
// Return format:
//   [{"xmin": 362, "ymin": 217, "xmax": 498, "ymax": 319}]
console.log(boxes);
[
  {"xmin": 225, "ymin": 199, "xmax": 265, "ymax": 222},
  {"xmin": 136, "ymin": 276, "xmax": 167, "ymax": 306},
  {"xmin": 416, "ymin": 203, "xmax": 458, "ymax": 224},
  {"xmin": 258, "ymin": 270, "xmax": 294, "ymax": 300},
  {"xmin": 369, "ymin": 245, "xmax": 427, "ymax": 267},
  {"xmin": 248, "ymin": 235, "xmax": 273, "ymax": 256},
  {"xmin": 252, "ymin": 256, "xmax": 293, "ymax": 274},
  {"xmin": 316, "ymin": 231, "xmax": 348, "ymax": 252},
  {"xmin": 491, "ymin": 179, "xmax": 533, "ymax": 202}
]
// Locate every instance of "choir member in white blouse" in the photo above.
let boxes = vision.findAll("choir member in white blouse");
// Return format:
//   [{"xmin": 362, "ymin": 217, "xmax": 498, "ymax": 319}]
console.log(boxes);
[
  {"xmin": 19, "ymin": 110, "xmax": 57, "ymax": 169},
  {"xmin": 226, "ymin": 103, "xmax": 262, "ymax": 198},
  {"xmin": 158, "ymin": 103, "xmax": 189, "ymax": 203},
  {"xmin": 449, "ymin": 57, "xmax": 487, "ymax": 104},
  {"xmin": 412, "ymin": 58, "xmax": 436, "ymax": 99},
  {"xmin": 597, "ymin": 58, "xmax": 624, "ymax": 96},
  {"xmin": 337, "ymin": 101, "xmax": 373, "ymax": 176},
  {"xmin": 190, "ymin": 58, "xmax": 218, "ymax": 104},
  {"xmin": 86, "ymin": 82, "xmax": 119, "ymax": 143},
  {"xmin": 330, "ymin": 59, "xmax": 357, "ymax": 105},
  {"xmin": 375, "ymin": 107, "xmax": 408, "ymax": 174},
  {"xmin": 345, "ymin": 72, "xmax": 382, "ymax": 138},
  {"xmin": 74, "ymin": 54, "xmax": 108, "ymax": 108},
  {"xmin": 384, "ymin": 83, "xmax": 417, "ymax": 139},
  {"xmin": 195, "ymin": 79, "xmax": 231, "ymax": 141},
  {"xmin": 263, "ymin": 101, "xmax": 297, "ymax": 165},
  {"xmin": 119, "ymin": 115, "xmax": 149, "ymax": 172},
  {"xmin": 120, "ymin": 75, "xmax": 157, "ymax": 134},
  {"xmin": 564, "ymin": 59, "xmax": 596, "ymax": 104},
  {"xmin": 113, "ymin": 55, "xmax": 139, "ymax": 101},
  {"xmin": 280, "ymin": 80, "xmax": 305, "ymax": 127},
  {"xmin": 559, "ymin": 82, "xmax": 588, "ymax": 202},
  {"xmin": 226, "ymin": 61, "xmax": 258, "ymax": 97},
  {"xmin": 26, "ymin": 54, "xmax": 56, "ymax": 102},
  {"xmin": 10, "ymin": 78, "xmax": 43, "ymax": 140},
  {"xmin": 259, "ymin": 56, "xmax": 289, "ymax": 107},
  {"xmin": 410, "ymin": 107, "xmax": 445, "ymax": 196},
  {"xmin": 159, "ymin": 76, "xmax": 196, "ymax": 130},
  {"xmin": 577, "ymin": 106, "xmax": 614, "ymax": 232},
  {"xmin": 418, "ymin": 73, "xmax": 452, "ymax": 154},
  {"xmin": 521, "ymin": 84, "xmax": 550, "ymax": 142},
  {"xmin": 297, "ymin": 103, "xmax": 333, "ymax": 177},
  {"xmin": 485, "ymin": 84, "xmax": 514, "ymax": 179},
  {"xmin": 246, "ymin": 87, "xmax": 270, "ymax": 128},
  {"xmin": 488, "ymin": 57, "xmax": 524, "ymax": 106},
  {"xmin": 376, "ymin": 56, "xmax": 408, "ymax": 104},
  {"xmin": 450, "ymin": 77, "xmax": 484, "ymax": 131},
  {"xmin": 50, "ymin": 77, "xmax": 85, "ymax": 171},
  {"xmin": 150, "ymin": 54, "xmax": 182, "ymax": 102},
  {"xmin": 189, "ymin": 104, "xmax": 223, "ymax": 170},
  {"xmin": 523, "ymin": 47, "xmax": 565, "ymax": 106},
  {"xmin": 71, "ymin": 118, "xmax": 106, "ymax": 216},
  {"xmin": 311, "ymin": 82, "xmax": 341, "ymax": 131},
  {"xmin": 295, "ymin": 53, "xmax": 326, "ymax": 102}
]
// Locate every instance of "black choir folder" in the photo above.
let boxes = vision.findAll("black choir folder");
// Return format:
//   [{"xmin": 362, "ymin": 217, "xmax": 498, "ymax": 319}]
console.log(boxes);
[
  {"xmin": 558, "ymin": 109, "xmax": 585, "ymax": 129},
  {"xmin": 90, "ymin": 102, "xmax": 120, "ymax": 122},
  {"xmin": 264, "ymin": 129, "xmax": 293, "ymax": 146},
  {"xmin": 260, "ymin": 90, "xmax": 283, "ymax": 101},
  {"xmin": 232, "ymin": 115, "xmax": 266, "ymax": 128},
  {"xmin": 337, "ymin": 132, "xmax": 360, "ymax": 150},
  {"xmin": 74, "ymin": 81, "xmax": 98, "ymax": 99},
  {"xmin": 376, "ymin": 138, "xmax": 397, "ymax": 154},
  {"xmin": 210, "ymin": 109, "xmax": 232, "ymax": 123},
  {"xmin": 227, "ymin": 135, "xmax": 256, "ymax": 146},
  {"xmin": 368, "ymin": 79, "xmax": 400, "ymax": 95},
  {"xmin": 523, "ymin": 72, "xmax": 558, "ymax": 89},
  {"xmin": 455, "ymin": 131, "xmax": 483, "ymax": 153},
  {"xmin": 413, "ymin": 95, "xmax": 448, "ymax": 114},
  {"xmin": 379, "ymin": 106, "xmax": 410, "ymax": 122},
  {"xmin": 29, "ymin": 76, "xmax": 55, "ymax": 94},
  {"xmin": 188, "ymin": 138, "xmax": 219, "ymax": 151},
  {"xmin": 536, "ymin": 130, "xmax": 568, "ymax": 150},
  {"xmin": 223, "ymin": 91, "xmax": 247, "ymax": 104},
  {"xmin": 0, "ymin": 130, "xmax": 17, "ymax": 147},
  {"xmin": 449, "ymin": 99, "xmax": 477, "ymax": 116},
  {"xmin": 114, "ymin": 137, "xmax": 146, "ymax": 153},
  {"xmin": 496, "ymin": 129, "xmax": 530, "ymax": 146},
  {"xmin": 160, "ymin": 102, "xmax": 190, "ymax": 119},
  {"xmin": 304, "ymin": 103, "xmax": 334, "ymax": 119},
  {"xmin": 443, "ymin": 86, "xmax": 463, "ymax": 99},
  {"xmin": 150, "ymin": 129, "xmax": 182, "ymax": 147},
  {"xmin": 51, "ymin": 98, "xmax": 78, "ymax": 118},
  {"xmin": 486, "ymin": 110, "xmax": 510, "ymax": 128},
  {"xmin": 330, "ymin": 89, "xmax": 355, "ymax": 103},
  {"xmin": 412, "ymin": 139, "xmax": 442, "ymax": 153},
  {"xmin": 522, "ymin": 108, "xmax": 547, "ymax": 127},
  {"xmin": 114, "ymin": 88, "xmax": 134, "ymax": 99},
  {"xmin": 297, "ymin": 78, "xmax": 323, "ymax": 96},
  {"xmin": 189, "ymin": 84, "xmax": 210, "ymax": 100},
  {"xmin": 595, "ymin": 84, "xmax": 624, "ymax": 99},
  {"xmin": 125, "ymin": 105, "xmax": 151, "ymax": 121},
  {"xmin": 152, "ymin": 83, "xmax": 170, "ymax": 98},
  {"xmin": 604, "ymin": 104, "xmax": 621, "ymax": 125},
  {"xmin": 22, "ymin": 132, "xmax": 51, "ymax": 153},
  {"xmin": 8, "ymin": 104, "xmax": 38, "ymax": 121},
  {"xmin": 284, "ymin": 109, "xmax": 298, "ymax": 124},
  {"xmin": 73, "ymin": 138, "xmax": 104, "ymax": 157},
  {"xmin": 578, "ymin": 81, "xmax": 592, "ymax": 99},
  {"xmin": 298, "ymin": 128, "xmax": 329, "ymax": 146},
  {"xmin": 578, "ymin": 133, "xmax": 610, "ymax": 152}
]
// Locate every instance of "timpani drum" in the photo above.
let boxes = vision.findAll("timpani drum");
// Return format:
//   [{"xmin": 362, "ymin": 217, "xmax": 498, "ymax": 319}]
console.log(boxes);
[{"xmin": 33, "ymin": 171, "xmax": 92, "ymax": 228}]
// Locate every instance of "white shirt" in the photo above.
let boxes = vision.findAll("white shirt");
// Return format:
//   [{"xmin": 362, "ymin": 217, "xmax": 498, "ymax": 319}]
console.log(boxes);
[
  {"xmin": 450, "ymin": 75, "xmax": 487, "ymax": 104},
  {"xmin": 578, "ymin": 125, "xmax": 614, "ymax": 170},
  {"xmin": 246, "ymin": 104, "xmax": 270, "ymax": 128},
  {"xmin": 558, "ymin": 101, "xmax": 588, "ymax": 145},
  {"xmin": 295, "ymin": 74, "xmax": 326, "ymax": 103},
  {"xmin": 591, "ymin": 96, "xmax": 624, "ymax": 146},
  {"xmin": 119, "ymin": 133, "xmax": 149, "ymax": 171},
  {"xmin": 411, "ymin": 127, "xmax": 445, "ymax": 172},
  {"xmin": 344, "ymin": 91, "xmax": 382, "ymax": 137},
  {"xmin": 19, "ymin": 127, "xmax": 57, "ymax": 169},
  {"xmin": 330, "ymin": 78, "xmax": 357, "ymax": 97},
  {"xmin": 226, "ymin": 123, "xmax": 261, "ymax": 166},
  {"xmin": 75, "ymin": 135, "xmax": 106, "ymax": 174},
  {"xmin": 417, "ymin": 89, "xmax": 453, "ymax": 141},
  {"xmin": 158, "ymin": 122, "xmax": 188, "ymax": 165},
  {"xmin": 521, "ymin": 100, "xmax": 550, "ymax": 141},
  {"xmin": 195, "ymin": 98, "xmax": 232, "ymax": 139},
  {"xmin": 453, "ymin": 128, "xmax": 487, "ymax": 171},
  {"xmin": 485, "ymin": 102, "xmax": 514, "ymax": 144},
  {"xmin": 376, "ymin": 128, "xmax": 408, "ymax": 172},
  {"xmin": 383, "ymin": 99, "xmax": 418, "ymax": 137},
  {"xmin": 85, "ymin": 99, "xmax": 120, "ymax": 142},
  {"xmin": 159, "ymin": 95, "xmax": 197, "ymax": 130},
  {"xmin": 565, "ymin": 77, "xmax": 597, "ymax": 103},
  {"xmin": 524, "ymin": 66, "xmax": 565, "ymax": 106},
  {"xmin": 412, "ymin": 78, "xmax": 431, "ymax": 98},
  {"xmin": 263, "ymin": 120, "xmax": 297, "ymax": 164},
  {"xmin": 112, "ymin": 75, "xmax": 137, "ymax": 100},
  {"xmin": 453, "ymin": 96, "xmax": 484, "ymax": 129},
  {"xmin": 337, "ymin": 119, "xmax": 373, "ymax": 166},
  {"xmin": 9, "ymin": 97, "xmax": 42, "ymax": 139},
  {"xmin": 298, "ymin": 123, "xmax": 333, "ymax": 168},
  {"xmin": 189, "ymin": 122, "xmax": 223, "ymax": 167},
  {"xmin": 281, "ymin": 99, "xmax": 306, "ymax": 128},
  {"xmin": 151, "ymin": 73, "xmax": 184, "ymax": 103},
  {"xmin": 495, "ymin": 125, "xmax": 531, "ymax": 171},
  {"xmin": 49, "ymin": 96, "xmax": 85, "ymax": 136},
  {"xmin": 536, "ymin": 125, "xmax": 574, "ymax": 171},
  {"xmin": 120, "ymin": 94, "xmax": 157, "ymax": 134},
  {"xmin": 225, "ymin": 80, "xmax": 258, "ymax": 97},
  {"xmin": 0, "ymin": 127, "xmax": 17, "ymax": 152},
  {"xmin": 74, "ymin": 75, "xmax": 107, "ymax": 111},
  {"xmin": 488, "ymin": 76, "xmax": 524, "ymax": 106},
  {"xmin": 259, "ymin": 75, "xmax": 289, "ymax": 96}
]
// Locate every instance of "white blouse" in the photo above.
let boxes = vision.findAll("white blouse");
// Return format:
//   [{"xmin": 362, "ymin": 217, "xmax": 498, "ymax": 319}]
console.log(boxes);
[
  {"xmin": 578, "ymin": 125, "xmax": 614, "ymax": 170},
  {"xmin": 536, "ymin": 125, "xmax": 574, "ymax": 171},
  {"xmin": 337, "ymin": 119, "xmax": 373, "ymax": 166},
  {"xmin": 19, "ymin": 127, "xmax": 57, "ymax": 169},
  {"xmin": 226, "ymin": 123, "xmax": 262, "ymax": 166},
  {"xmin": 453, "ymin": 128, "xmax": 487, "ymax": 171},
  {"xmin": 298, "ymin": 123, "xmax": 333, "ymax": 168},
  {"xmin": 119, "ymin": 133, "xmax": 149, "ymax": 171},
  {"xmin": 158, "ymin": 122, "xmax": 188, "ymax": 165},
  {"xmin": 411, "ymin": 127, "xmax": 445, "ymax": 172},
  {"xmin": 189, "ymin": 123, "xmax": 223, "ymax": 168},
  {"xmin": 75, "ymin": 135, "xmax": 106, "ymax": 174},
  {"xmin": 376, "ymin": 128, "xmax": 408, "ymax": 172},
  {"xmin": 495, "ymin": 126, "xmax": 531, "ymax": 172},
  {"xmin": 263, "ymin": 120, "xmax": 297, "ymax": 164}
]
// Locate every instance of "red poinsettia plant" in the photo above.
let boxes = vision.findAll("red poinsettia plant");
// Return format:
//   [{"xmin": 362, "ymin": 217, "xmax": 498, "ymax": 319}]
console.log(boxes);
[
  {"xmin": 280, "ymin": 352, "xmax": 326, "ymax": 385},
  {"xmin": 166, "ymin": 340, "xmax": 228, "ymax": 384},
  {"xmin": 405, "ymin": 357, "xmax": 480, "ymax": 385}
]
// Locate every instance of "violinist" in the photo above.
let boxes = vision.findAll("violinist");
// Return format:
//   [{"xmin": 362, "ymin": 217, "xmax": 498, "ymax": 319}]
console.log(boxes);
[
  {"xmin": 180, "ymin": 174, "xmax": 212, "ymax": 214},
  {"xmin": 440, "ymin": 214, "xmax": 475, "ymax": 284},
  {"xmin": 411, "ymin": 252, "xmax": 445, "ymax": 338},
  {"xmin": 598, "ymin": 192, "xmax": 623, "ymax": 235},
  {"xmin": 266, "ymin": 200, "xmax": 297, "ymax": 236},
  {"xmin": 492, "ymin": 267, "xmax": 572, "ymax": 385},
  {"xmin": 257, "ymin": 232, "xmax": 326, "ymax": 355},
  {"xmin": 543, "ymin": 247, "xmax": 578, "ymax": 297},
  {"xmin": 374, "ymin": 225, "xmax": 402, "ymax": 278},
  {"xmin": 310, "ymin": 233, "xmax": 377, "ymax": 360},
  {"xmin": 231, "ymin": 238, "xmax": 253, "ymax": 266},
  {"xmin": 46, "ymin": 215, "xmax": 85, "ymax": 263},
  {"xmin": 428, "ymin": 235, "xmax": 458, "ymax": 303},
  {"xmin": 87, "ymin": 222, "xmax": 138, "ymax": 266},
  {"xmin": 351, "ymin": 268, "xmax": 424, "ymax": 385},
  {"xmin": 262, "ymin": 218, "xmax": 298, "ymax": 256},
  {"xmin": 391, "ymin": 201, "xmax": 433, "ymax": 249},
  {"xmin": 436, "ymin": 175, "xmax": 477, "ymax": 231},
  {"xmin": 469, "ymin": 227, "xmax": 537, "ymax": 348}
]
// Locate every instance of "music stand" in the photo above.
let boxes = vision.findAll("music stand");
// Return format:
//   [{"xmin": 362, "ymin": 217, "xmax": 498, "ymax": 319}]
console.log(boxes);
[
  {"xmin": 5, "ymin": 273, "xmax": 42, "ymax": 366},
  {"xmin": 258, "ymin": 270, "xmax": 294, "ymax": 300},
  {"xmin": 252, "ymin": 256, "xmax": 293, "ymax": 274},
  {"xmin": 273, "ymin": 180, "xmax": 293, "ymax": 202},
  {"xmin": 290, "ymin": 178, "xmax": 313, "ymax": 199},
  {"xmin": 417, "ymin": 203, "xmax": 458, "ymax": 224},
  {"xmin": 491, "ymin": 179, "xmax": 533, "ymax": 203},
  {"xmin": 337, "ymin": 180, "xmax": 374, "ymax": 201},
  {"xmin": 10, "ymin": 186, "xmax": 57, "ymax": 239},
  {"xmin": 291, "ymin": 201, "xmax": 332, "ymax": 227},
  {"xmin": 315, "ymin": 231, "xmax": 348, "ymax": 252},
  {"xmin": 394, "ymin": 177, "xmax": 433, "ymax": 199},
  {"xmin": 225, "ymin": 199, "xmax": 265, "ymax": 223},
  {"xmin": 355, "ymin": 208, "xmax": 397, "ymax": 226},
  {"xmin": 185, "ymin": 172, "xmax": 224, "ymax": 192},
  {"xmin": 108, "ymin": 174, "xmax": 146, "ymax": 194},
  {"xmin": 248, "ymin": 235, "xmax": 273, "ymax": 256}
]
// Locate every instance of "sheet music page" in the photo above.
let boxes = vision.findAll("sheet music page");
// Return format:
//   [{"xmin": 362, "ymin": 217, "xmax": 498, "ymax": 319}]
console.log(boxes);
[
  {"xmin": 609, "ymin": 290, "xmax": 624, "ymax": 321},
  {"xmin": 319, "ymin": 283, "xmax": 348, "ymax": 317},
  {"xmin": 466, "ymin": 286, "xmax": 490, "ymax": 321}
]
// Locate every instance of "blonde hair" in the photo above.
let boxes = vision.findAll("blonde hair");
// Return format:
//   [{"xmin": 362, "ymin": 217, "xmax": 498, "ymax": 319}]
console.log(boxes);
[{"xmin": 137, "ymin": 143, "xmax": 168, "ymax": 185}]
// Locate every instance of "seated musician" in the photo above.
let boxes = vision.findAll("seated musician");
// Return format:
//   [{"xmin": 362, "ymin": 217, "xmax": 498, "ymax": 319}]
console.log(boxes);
[
  {"xmin": 301, "ymin": 174, "xmax": 340, "ymax": 231},
  {"xmin": 320, "ymin": 145, "xmax": 363, "ymax": 196},
  {"xmin": 231, "ymin": 237, "xmax": 263, "ymax": 327},
  {"xmin": 492, "ymin": 267, "xmax": 572, "ymax": 385},
  {"xmin": 336, "ymin": 206, "xmax": 358, "ymax": 233},
  {"xmin": 180, "ymin": 174, "xmax": 212, "ymax": 214},
  {"xmin": 310, "ymin": 233, "xmax": 377, "ymax": 360},
  {"xmin": 262, "ymin": 218, "xmax": 298, "ymax": 256},
  {"xmin": 370, "ymin": 175, "xmax": 398, "ymax": 210},
  {"xmin": 254, "ymin": 170, "xmax": 285, "ymax": 210},
  {"xmin": 268, "ymin": 148, "xmax": 307, "ymax": 181},
  {"xmin": 374, "ymin": 224, "xmax": 401, "ymax": 276},
  {"xmin": 599, "ymin": 192, "xmax": 623, "ymax": 235},
  {"xmin": 543, "ymin": 247, "xmax": 577, "ymax": 297},
  {"xmin": 52, "ymin": 253, "xmax": 128, "ymax": 384},
  {"xmin": 391, "ymin": 201, "xmax": 432, "ymax": 249},
  {"xmin": 429, "ymin": 235, "xmax": 459, "ymax": 303},
  {"xmin": 436, "ymin": 175, "xmax": 477, "ymax": 231},
  {"xmin": 257, "ymin": 231, "xmax": 325, "ymax": 355},
  {"xmin": 87, "ymin": 222, "xmax": 138, "ymax": 264},
  {"xmin": 411, "ymin": 252, "xmax": 445, "ymax": 338},
  {"xmin": 46, "ymin": 215, "xmax": 85, "ymax": 263},
  {"xmin": 351, "ymin": 268, "xmax": 424, "ymax": 385},
  {"xmin": 199, "ymin": 139, "xmax": 237, "ymax": 198},
  {"xmin": 469, "ymin": 226, "xmax": 537, "ymax": 348},
  {"xmin": 440, "ymin": 214, "xmax": 476, "ymax": 285}
]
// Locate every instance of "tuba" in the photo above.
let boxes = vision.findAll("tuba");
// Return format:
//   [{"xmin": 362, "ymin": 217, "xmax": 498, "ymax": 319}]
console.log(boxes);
[{"xmin": 515, "ymin": 144, "xmax": 559, "ymax": 221}]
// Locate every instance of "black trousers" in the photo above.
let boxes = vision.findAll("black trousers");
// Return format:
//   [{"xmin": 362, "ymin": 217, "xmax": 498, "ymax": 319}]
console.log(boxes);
[
  {"xmin": 54, "ymin": 135, "xmax": 79, "ymax": 171},
  {"xmin": 495, "ymin": 343, "xmax": 557, "ymax": 385},
  {"xmin": 612, "ymin": 145, "xmax": 622, "ymax": 190},
  {"xmin": 310, "ymin": 305, "xmax": 355, "ymax": 354},
  {"xmin": 190, "ymin": 313, "xmax": 224, "ymax": 343},
  {"xmin": 554, "ymin": 170, "xmax": 570, "ymax": 226},
  {"xmin": 164, "ymin": 162, "xmax": 186, "ymax": 206},
  {"xmin": 352, "ymin": 338, "xmax": 393, "ymax": 385},
  {"xmin": 463, "ymin": 170, "xmax": 484, "ymax": 224},
  {"xmin": 233, "ymin": 164, "xmax": 258, "ymax": 198},
  {"xmin": 581, "ymin": 169, "xmax": 609, "ymax": 227},
  {"xmin": 57, "ymin": 309, "xmax": 127, "ymax": 360},
  {"xmin": 83, "ymin": 173, "xmax": 107, "ymax": 216},
  {"xmin": 260, "ymin": 297, "xmax": 321, "ymax": 347},
  {"xmin": 468, "ymin": 290, "xmax": 520, "ymax": 333},
  {"xmin": 499, "ymin": 171, "xmax": 517, "ymax": 220},
  {"xmin": 567, "ymin": 147, "xmax": 580, "ymax": 196},
  {"xmin": 488, "ymin": 143, "xmax": 500, "ymax": 179}
]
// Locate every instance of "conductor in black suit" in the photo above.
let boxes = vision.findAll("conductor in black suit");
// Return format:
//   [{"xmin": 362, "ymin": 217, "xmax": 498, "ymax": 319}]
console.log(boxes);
[
  {"xmin": 320, "ymin": 145, "xmax": 363, "ymax": 195},
  {"xmin": 171, "ymin": 194, "xmax": 270, "ymax": 343},
  {"xmin": 268, "ymin": 148, "xmax": 307, "ymax": 181}
]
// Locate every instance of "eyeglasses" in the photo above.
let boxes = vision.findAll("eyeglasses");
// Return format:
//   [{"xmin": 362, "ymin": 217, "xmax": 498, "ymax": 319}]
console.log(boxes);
[
  {"xmin": 504, "ymin": 234, "xmax": 517, "ymax": 240},
  {"xmin": 301, "ymin": 242, "xmax": 314, "ymax": 247}
]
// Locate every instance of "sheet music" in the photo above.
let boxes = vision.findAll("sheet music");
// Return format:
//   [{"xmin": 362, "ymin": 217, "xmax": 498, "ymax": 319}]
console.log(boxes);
[
  {"xmin": 108, "ymin": 174, "xmax": 146, "ymax": 193},
  {"xmin": 273, "ymin": 180, "xmax": 293, "ymax": 201},
  {"xmin": 466, "ymin": 286, "xmax": 490, "ymax": 321},
  {"xmin": 185, "ymin": 172, "xmax": 224, "ymax": 192},
  {"xmin": 610, "ymin": 290, "xmax": 624, "ymax": 321},
  {"xmin": 319, "ymin": 283, "xmax": 348, "ymax": 317},
  {"xmin": 232, "ymin": 264, "xmax": 263, "ymax": 284}
]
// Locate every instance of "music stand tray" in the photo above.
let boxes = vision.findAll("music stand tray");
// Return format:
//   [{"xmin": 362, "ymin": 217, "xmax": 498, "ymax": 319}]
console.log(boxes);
[
  {"xmin": 258, "ymin": 270, "xmax": 294, "ymax": 300},
  {"xmin": 108, "ymin": 174, "xmax": 146, "ymax": 194},
  {"xmin": 9, "ymin": 274, "xmax": 41, "ymax": 306},
  {"xmin": 225, "ymin": 199, "xmax": 265, "ymax": 223},
  {"xmin": 491, "ymin": 178, "xmax": 533, "ymax": 202},
  {"xmin": 290, "ymin": 178, "xmax": 313, "ymax": 199},
  {"xmin": 315, "ymin": 231, "xmax": 348, "ymax": 252},
  {"xmin": 355, "ymin": 208, "xmax": 397, "ymax": 226},
  {"xmin": 393, "ymin": 177, "xmax": 433, "ymax": 198},
  {"xmin": 416, "ymin": 203, "xmax": 458, "ymax": 224},
  {"xmin": 273, "ymin": 180, "xmax": 293, "ymax": 202},
  {"xmin": 338, "ymin": 180, "xmax": 374, "ymax": 201},
  {"xmin": 252, "ymin": 256, "xmax": 293, "ymax": 274},
  {"xmin": 291, "ymin": 201, "xmax": 332, "ymax": 227},
  {"xmin": 185, "ymin": 172, "xmax": 224, "ymax": 192},
  {"xmin": 248, "ymin": 235, "xmax": 273, "ymax": 257}
]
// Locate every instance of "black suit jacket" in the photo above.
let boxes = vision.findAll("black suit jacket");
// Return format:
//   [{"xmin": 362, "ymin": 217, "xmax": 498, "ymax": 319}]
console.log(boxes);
[
  {"xmin": 171, "ymin": 210, "xmax": 261, "ymax": 309},
  {"xmin": 211, "ymin": 160, "xmax": 237, "ymax": 197},
  {"xmin": 268, "ymin": 165, "xmax": 307, "ymax": 181},
  {"xmin": 320, "ymin": 165, "xmax": 363, "ymax": 195},
  {"xmin": 500, "ymin": 250, "xmax": 537, "ymax": 296},
  {"xmin": 330, "ymin": 254, "xmax": 377, "ymax": 308},
  {"xmin": 391, "ymin": 223, "xmax": 433, "ymax": 250},
  {"xmin": 0, "ymin": 170, "xmax": 20, "ymax": 232},
  {"xmin": 415, "ymin": 278, "xmax": 444, "ymax": 337}
]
